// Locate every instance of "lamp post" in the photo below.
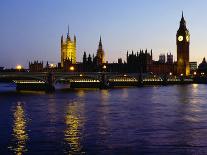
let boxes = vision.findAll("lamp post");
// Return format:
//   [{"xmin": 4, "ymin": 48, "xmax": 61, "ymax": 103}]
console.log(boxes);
[
  {"xmin": 69, "ymin": 66, "xmax": 75, "ymax": 72},
  {"xmin": 16, "ymin": 65, "xmax": 22, "ymax": 72}
]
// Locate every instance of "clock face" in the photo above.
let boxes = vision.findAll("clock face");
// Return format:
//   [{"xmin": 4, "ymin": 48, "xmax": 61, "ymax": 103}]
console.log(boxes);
[
  {"xmin": 178, "ymin": 36, "xmax": 183, "ymax": 42},
  {"xmin": 186, "ymin": 36, "xmax": 190, "ymax": 42}
]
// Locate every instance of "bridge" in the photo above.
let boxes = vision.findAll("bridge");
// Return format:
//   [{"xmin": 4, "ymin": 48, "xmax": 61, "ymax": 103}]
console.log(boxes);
[{"xmin": 0, "ymin": 72, "xmax": 194, "ymax": 91}]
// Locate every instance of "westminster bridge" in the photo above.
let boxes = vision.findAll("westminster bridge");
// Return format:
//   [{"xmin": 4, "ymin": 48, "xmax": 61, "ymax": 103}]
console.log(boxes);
[{"xmin": 0, "ymin": 72, "xmax": 195, "ymax": 91}]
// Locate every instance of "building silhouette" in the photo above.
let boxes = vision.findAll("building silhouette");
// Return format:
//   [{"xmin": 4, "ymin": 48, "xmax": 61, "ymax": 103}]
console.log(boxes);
[
  {"xmin": 176, "ymin": 12, "xmax": 190, "ymax": 75},
  {"xmin": 27, "ymin": 13, "xmax": 199, "ymax": 76},
  {"xmin": 198, "ymin": 58, "xmax": 207, "ymax": 74},
  {"xmin": 61, "ymin": 26, "xmax": 76, "ymax": 67},
  {"xmin": 126, "ymin": 49, "xmax": 152, "ymax": 73},
  {"xmin": 95, "ymin": 36, "xmax": 105, "ymax": 66},
  {"xmin": 159, "ymin": 54, "xmax": 166, "ymax": 63},
  {"xmin": 167, "ymin": 53, "xmax": 173, "ymax": 64},
  {"xmin": 29, "ymin": 61, "xmax": 43, "ymax": 72}
]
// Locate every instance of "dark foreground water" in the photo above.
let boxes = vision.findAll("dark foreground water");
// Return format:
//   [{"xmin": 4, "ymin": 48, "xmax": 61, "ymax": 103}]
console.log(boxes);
[{"xmin": 1, "ymin": 84, "xmax": 207, "ymax": 155}]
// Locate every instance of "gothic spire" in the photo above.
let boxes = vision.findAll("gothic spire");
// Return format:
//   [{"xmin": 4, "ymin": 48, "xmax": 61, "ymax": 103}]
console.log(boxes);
[
  {"xmin": 67, "ymin": 25, "xmax": 71, "ymax": 40},
  {"xmin": 61, "ymin": 35, "xmax": 63, "ymax": 44},
  {"xmin": 99, "ymin": 36, "xmax": 102, "ymax": 47},
  {"xmin": 67, "ymin": 25, "xmax": 69, "ymax": 36}
]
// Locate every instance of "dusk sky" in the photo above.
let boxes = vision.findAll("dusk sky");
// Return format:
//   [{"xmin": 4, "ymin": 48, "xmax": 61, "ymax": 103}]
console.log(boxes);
[{"xmin": 0, "ymin": 0, "xmax": 207, "ymax": 68}]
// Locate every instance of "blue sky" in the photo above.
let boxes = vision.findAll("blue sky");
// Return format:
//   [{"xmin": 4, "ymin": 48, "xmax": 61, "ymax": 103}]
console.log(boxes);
[{"xmin": 0, "ymin": 0, "xmax": 207, "ymax": 68}]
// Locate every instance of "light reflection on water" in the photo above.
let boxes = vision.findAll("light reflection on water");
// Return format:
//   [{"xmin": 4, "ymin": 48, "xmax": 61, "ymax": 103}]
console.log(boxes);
[
  {"xmin": 1, "ymin": 85, "xmax": 207, "ymax": 154},
  {"xmin": 9, "ymin": 102, "xmax": 28, "ymax": 155},
  {"xmin": 64, "ymin": 101, "xmax": 85, "ymax": 154}
]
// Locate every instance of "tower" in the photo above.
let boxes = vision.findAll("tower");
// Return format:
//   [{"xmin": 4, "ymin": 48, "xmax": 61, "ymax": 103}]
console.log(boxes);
[
  {"xmin": 96, "ymin": 36, "xmax": 105, "ymax": 65},
  {"xmin": 176, "ymin": 12, "xmax": 190, "ymax": 75},
  {"xmin": 60, "ymin": 26, "xmax": 76, "ymax": 67}
]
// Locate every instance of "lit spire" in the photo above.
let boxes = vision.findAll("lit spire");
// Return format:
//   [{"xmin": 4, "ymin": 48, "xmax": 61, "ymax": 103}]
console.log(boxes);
[{"xmin": 67, "ymin": 25, "xmax": 70, "ymax": 40}]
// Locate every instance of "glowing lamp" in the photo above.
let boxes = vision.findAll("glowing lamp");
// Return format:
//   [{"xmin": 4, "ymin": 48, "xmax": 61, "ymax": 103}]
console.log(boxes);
[
  {"xmin": 69, "ymin": 66, "xmax": 75, "ymax": 71},
  {"xmin": 193, "ymin": 72, "xmax": 197, "ymax": 76},
  {"xmin": 16, "ymin": 65, "xmax": 22, "ymax": 70},
  {"xmin": 103, "ymin": 65, "xmax": 107, "ymax": 69},
  {"xmin": 50, "ymin": 64, "xmax": 55, "ymax": 68},
  {"xmin": 169, "ymin": 72, "xmax": 172, "ymax": 76}
]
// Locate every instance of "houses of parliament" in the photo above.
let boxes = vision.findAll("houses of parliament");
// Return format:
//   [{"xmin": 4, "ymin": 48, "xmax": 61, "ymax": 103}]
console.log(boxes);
[
  {"xmin": 60, "ymin": 26, "xmax": 76, "ymax": 67},
  {"xmin": 29, "ymin": 13, "xmax": 197, "ymax": 75}
]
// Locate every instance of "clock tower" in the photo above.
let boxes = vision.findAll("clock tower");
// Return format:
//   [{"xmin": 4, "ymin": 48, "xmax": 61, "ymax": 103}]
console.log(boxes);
[{"xmin": 176, "ymin": 12, "xmax": 190, "ymax": 76}]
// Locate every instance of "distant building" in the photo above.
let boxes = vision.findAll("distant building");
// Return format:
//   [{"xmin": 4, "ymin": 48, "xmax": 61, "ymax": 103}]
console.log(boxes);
[
  {"xmin": 148, "ymin": 53, "xmax": 175, "ymax": 75},
  {"xmin": 0, "ymin": 67, "xmax": 4, "ymax": 71},
  {"xmin": 95, "ymin": 36, "xmax": 105, "ymax": 66},
  {"xmin": 189, "ymin": 61, "xmax": 197, "ymax": 73},
  {"xmin": 126, "ymin": 49, "xmax": 152, "ymax": 73},
  {"xmin": 198, "ymin": 58, "xmax": 207, "ymax": 73},
  {"xmin": 167, "ymin": 53, "xmax": 173, "ymax": 64},
  {"xmin": 118, "ymin": 58, "xmax": 122, "ymax": 64},
  {"xmin": 148, "ymin": 61, "xmax": 176, "ymax": 75},
  {"xmin": 29, "ymin": 61, "xmax": 43, "ymax": 72},
  {"xmin": 61, "ymin": 26, "xmax": 76, "ymax": 67},
  {"xmin": 159, "ymin": 54, "xmax": 166, "ymax": 63}
]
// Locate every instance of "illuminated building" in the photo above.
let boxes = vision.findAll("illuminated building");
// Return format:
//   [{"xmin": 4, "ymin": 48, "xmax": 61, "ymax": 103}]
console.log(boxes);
[
  {"xmin": 95, "ymin": 36, "xmax": 105, "ymax": 66},
  {"xmin": 189, "ymin": 61, "xmax": 197, "ymax": 73},
  {"xmin": 61, "ymin": 26, "xmax": 76, "ymax": 67},
  {"xmin": 176, "ymin": 12, "xmax": 190, "ymax": 75}
]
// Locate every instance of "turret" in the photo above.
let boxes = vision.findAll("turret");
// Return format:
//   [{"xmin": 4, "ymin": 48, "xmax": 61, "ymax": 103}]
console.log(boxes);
[
  {"xmin": 61, "ymin": 35, "xmax": 63, "ymax": 45},
  {"xmin": 83, "ymin": 51, "xmax": 87, "ymax": 63},
  {"xmin": 88, "ymin": 54, "xmax": 92, "ymax": 63},
  {"xmin": 74, "ymin": 35, "xmax": 76, "ymax": 43}
]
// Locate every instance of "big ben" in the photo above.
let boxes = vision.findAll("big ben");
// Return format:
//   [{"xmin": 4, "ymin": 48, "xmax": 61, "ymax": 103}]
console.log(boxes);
[{"xmin": 176, "ymin": 12, "xmax": 190, "ymax": 76}]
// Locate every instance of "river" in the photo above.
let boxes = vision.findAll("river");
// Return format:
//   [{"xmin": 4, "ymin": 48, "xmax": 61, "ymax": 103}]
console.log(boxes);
[{"xmin": 1, "ymin": 84, "xmax": 207, "ymax": 154}]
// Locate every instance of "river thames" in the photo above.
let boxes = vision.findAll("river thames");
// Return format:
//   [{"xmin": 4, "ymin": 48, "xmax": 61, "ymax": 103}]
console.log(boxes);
[{"xmin": 1, "ymin": 84, "xmax": 207, "ymax": 154}]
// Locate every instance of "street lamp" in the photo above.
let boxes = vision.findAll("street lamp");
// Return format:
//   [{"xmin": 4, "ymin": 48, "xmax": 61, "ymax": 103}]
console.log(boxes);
[
  {"xmin": 16, "ymin": 65, "xmax": 22, "ymax": 71},
  {"xmin": 50, "ymin": 64, "xmax": 56, "ymax": 68},
  {"xmin": 69, "ymin": 66, "xmax": 75, "ymax": 71}
]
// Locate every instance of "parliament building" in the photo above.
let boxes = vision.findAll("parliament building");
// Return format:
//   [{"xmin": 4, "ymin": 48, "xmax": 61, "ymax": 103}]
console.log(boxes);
[
  {"xmin": 28, "ymin": 13, "xmax": 194, "ymax": 75},
  {"xmin": 61, "ymin": 27, "xmax": 76, "ymax": 67}
]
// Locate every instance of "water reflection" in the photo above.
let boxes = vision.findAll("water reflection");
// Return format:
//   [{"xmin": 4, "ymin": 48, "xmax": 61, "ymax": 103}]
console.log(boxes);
[
  {"xmin": 101, "ymin": 89, "xmax": 110, "ymax": 102},
  {"xmin": 64, "ymin": 101, "xmax": 85, "ymax": 154},
  {"xmin": 10, "ymin": 102, "xmax": 28, "ymax": 155},
  {"xmin": 77, "ymin": 90, "xmax": 85, "ymax": 98}
]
